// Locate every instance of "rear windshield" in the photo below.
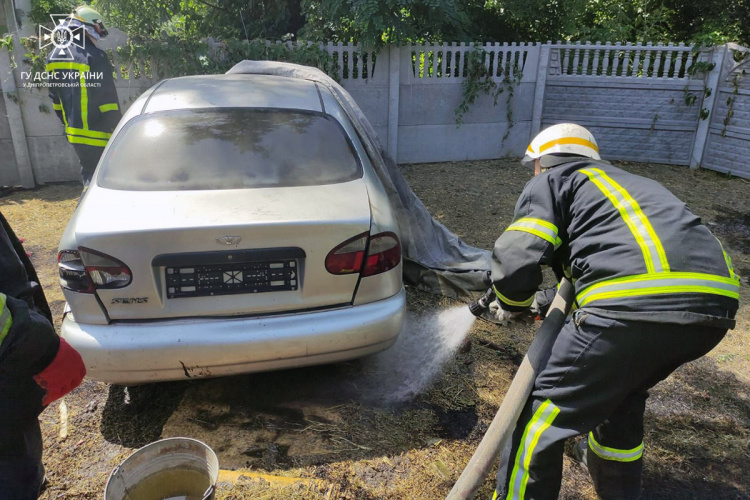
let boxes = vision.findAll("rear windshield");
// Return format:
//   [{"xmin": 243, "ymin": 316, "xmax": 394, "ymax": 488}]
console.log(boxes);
[{"xmin": 98, "ymin": 109, "xmax": 362, "ymax": 190}]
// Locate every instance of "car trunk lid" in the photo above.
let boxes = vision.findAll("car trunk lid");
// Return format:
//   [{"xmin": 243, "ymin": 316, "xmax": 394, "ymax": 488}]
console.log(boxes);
[{"xmin": 71, "ymin": 180, "xmax": 371, "ymax": 320}]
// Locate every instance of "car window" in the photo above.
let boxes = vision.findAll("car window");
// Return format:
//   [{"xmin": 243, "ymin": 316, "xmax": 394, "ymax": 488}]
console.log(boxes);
[{"xmin": 98, "ymin": 109, "xmax": 363, "ymax": 190}]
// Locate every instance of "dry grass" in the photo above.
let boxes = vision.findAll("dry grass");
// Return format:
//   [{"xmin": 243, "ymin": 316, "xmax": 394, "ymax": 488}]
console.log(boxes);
[{"xmin": 1, "ymin": 159, "xmax": 748, "ymax": 500}]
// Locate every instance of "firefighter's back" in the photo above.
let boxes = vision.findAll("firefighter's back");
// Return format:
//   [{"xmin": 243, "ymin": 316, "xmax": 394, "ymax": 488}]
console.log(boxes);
[{"xmin": 550, "ymin": 160, "xmax": 739, "ymax": 323}]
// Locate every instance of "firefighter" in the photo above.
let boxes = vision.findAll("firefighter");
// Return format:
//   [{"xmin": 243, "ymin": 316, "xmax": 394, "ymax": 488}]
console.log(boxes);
[
  {"xmin": 0, "ymin": 211, "xmax": 86, "ymax": 499},
  {"xmin": 45, "ymin": 6, "xmax": 122, "ymax": 185},
  {"xmin": 489, "ymin": 123, "xmax": 739, "ymax": 499}
]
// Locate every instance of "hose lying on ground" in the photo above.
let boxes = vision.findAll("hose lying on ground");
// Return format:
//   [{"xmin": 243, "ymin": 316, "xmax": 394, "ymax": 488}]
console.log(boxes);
[{"xmin": 446, "ymin": 279, "xmax": 575, "ymax": 500}]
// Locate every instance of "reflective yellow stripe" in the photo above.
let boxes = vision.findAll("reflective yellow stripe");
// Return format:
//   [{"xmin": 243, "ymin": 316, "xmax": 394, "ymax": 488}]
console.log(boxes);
[
  {"xmin": 492, "ymin": 490, "xmax": 499, "ymax": 500},
  {"xmin": 579, "ymin": 168, "xmax": 669, "ymax": 274},
  {"xmin": 80, "ymin": 73, "xmax": 88, "ymax": 130},
  {"xmin": 67, "ymin": 135, "xmax": 109, "ymax": 147},
  {"xmin": 65, "ymin": 126, "xmax": 112, "ymax": 139},
  {"xmin": 45, "ymin": 62, "xmax": 95, "ymax": 136},
  {"xmin": 577, "ymin": 272, "xmax": 740, "ymax": 307},
  {"xmin": 532, "ymin": 137, "xmax": 599, "ymax": 155},
  {"xmin": 507, "ymin": 226, "xmax": 561, "ymax": 248},
  {"xmin": 98, "ymin": 103, "xmax": 119, "ymax": 112},
  {"xmin": 506, "ymin": 399, "xmax": 560, "ymax": 499},
  {"xmin": 494, "ymin": 286, "xmax": 535, "ymax": 308},
  {"xmin": 45, "ymin": 62, "xmax": 90, "ymax": 72},
  {"xmin": 0, "ymin": 293, "xmax": 12, "ymax": 348},
  {"xmin": 588, "ymin": 432, "xmax": 643, "ymax": 462},
  {"xmin": 60, "ymin": 102, "xmax": 68, "ymax": 127},
  {"xmin": 52, "ymin": 102, "xmax": 62, "ymax": 111},
  {"xmin": 722, "ymin": 251, "xmax": 736, "ymax": 281},
  {"xmin": 714, "ymin": 237, "xmax": 737, "ymax": 282},
  {"xmin": 507, "ymin": 217, "xmax": 563, "ymax": 249}
]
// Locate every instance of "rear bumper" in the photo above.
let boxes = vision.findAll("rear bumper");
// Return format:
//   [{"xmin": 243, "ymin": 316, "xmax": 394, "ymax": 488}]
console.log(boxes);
[{"xmin": 62, "ymin": 288, "xmax": 405, "ymax": 384}]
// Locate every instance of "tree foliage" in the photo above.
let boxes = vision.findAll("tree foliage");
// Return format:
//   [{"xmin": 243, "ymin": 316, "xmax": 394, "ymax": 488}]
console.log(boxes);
[
  {"xmin": 469, "ymin": 0, "xmax": 750, "ymax": 44},
  {"xmin": 93, "ymin": 0, "xmax": 304, "ymax": 41},
  {"xmin": 299, "ymin": 0, "xmax": 469, "ymax": 47},
  {"xmin": 28, "ymin": 0, "xmax": 80, "ymax": 26},
  {"xmin": 26, "ymin": 0, "xmax": 750, "ymax": 46}
]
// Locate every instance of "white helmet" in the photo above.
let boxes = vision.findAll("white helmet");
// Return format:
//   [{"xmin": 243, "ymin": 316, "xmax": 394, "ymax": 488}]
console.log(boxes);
[{"xmin": 522, "ymin": 123, "xmax": 600, "ymax": 166}]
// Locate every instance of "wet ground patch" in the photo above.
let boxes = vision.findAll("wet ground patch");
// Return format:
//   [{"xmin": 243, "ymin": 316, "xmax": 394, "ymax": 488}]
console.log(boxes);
[
  {"xmin": 434, "ymin": 408, "xmax": 479, "ymax": 440},
  {"xmin": 3, "ymin": 163, "xmax": 748, "ymax": 499},
  {"xmin": 711, "ymin": 206, "xmax": 750, "ymax": 278},
  {"xmin": 100, "ymin": 382, "xmax": 189, "ymax": 447}
]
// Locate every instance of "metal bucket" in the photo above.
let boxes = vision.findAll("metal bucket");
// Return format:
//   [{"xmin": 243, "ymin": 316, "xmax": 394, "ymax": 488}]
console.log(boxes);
[{"xmin": 105, "ymin": 437, "xmax": 219, "ymax": 500}]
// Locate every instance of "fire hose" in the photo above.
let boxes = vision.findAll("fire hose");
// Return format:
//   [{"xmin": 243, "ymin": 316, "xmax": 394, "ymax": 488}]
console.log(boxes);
[{"xmin": 446, "ymin": 278, "xmax": 575, "ymax": 500}]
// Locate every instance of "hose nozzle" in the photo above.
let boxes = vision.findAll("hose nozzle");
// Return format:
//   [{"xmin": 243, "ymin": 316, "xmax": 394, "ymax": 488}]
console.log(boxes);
[{"xmin": 469, "ymin": 286, "xmax": 495, "ymax": 318}]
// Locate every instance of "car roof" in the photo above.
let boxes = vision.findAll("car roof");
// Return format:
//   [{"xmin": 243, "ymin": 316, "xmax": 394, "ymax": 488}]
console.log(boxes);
[{"xmin": 142, "ymin": 74, "xmax": 324, "ymax": 114}]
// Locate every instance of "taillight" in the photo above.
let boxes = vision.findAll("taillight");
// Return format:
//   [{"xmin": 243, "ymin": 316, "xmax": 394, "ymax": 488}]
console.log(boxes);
[
  {"xmin": 325, "ymin": 232, "xmax": 401, "ymax": 277},
  {"xmin": 58, "ymin": 250, "xmax": 92, "ymax": 293},
  {"xmin": 325, "ymin": 232, "xmax": 368, "ymax": 275},
  {"xmin": 362, "ymin": 232, "xmax": 401, "ymax": 277},
  {"xmin": 58, "ymin": 247, "xmax": 132, "ymax": 293}
]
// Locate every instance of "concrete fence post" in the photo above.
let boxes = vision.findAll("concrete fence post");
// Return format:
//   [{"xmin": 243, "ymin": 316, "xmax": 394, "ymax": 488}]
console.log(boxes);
[
  {"xmin": 530, "ymin": 44, "xmax": 551, "ymax": 140},
  {"xmin": 387, "ymin": 44, "xmax": 400, "ymax": 162},
  {"xmin": 690, "ymin": 45, "xmax": 727, "ymax": 169},
  {"xmin": 0, "ymin": 42, "xmax": 35, "ymax": 188}
]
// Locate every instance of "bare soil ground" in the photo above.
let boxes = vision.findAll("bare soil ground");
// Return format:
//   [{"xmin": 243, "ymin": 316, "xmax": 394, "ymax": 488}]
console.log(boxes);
[{"xmin": 1, "ymin": 159, "xmax": 748, "ymax": 500}]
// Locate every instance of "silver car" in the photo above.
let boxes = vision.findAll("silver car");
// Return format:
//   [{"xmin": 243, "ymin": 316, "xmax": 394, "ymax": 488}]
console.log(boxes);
[{"xmin": 58, "ymin": 74, "xmax": 405, "ymax": 384}]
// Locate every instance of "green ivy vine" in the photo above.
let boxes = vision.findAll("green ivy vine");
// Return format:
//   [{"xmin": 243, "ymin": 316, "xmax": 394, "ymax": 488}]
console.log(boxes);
[
  {"xmin": 682, "ymin": 46, "xmax": 716, "ymax": 121},
  {"xmin": 0, "ymin": 35, "xmax": 51, "ymax": 85},
  {"xmin": 720, "ymin": 68, "xmax": 745, "ymax": 137},
  {"xmin": 0, "ymin": 34, "xmax": 17, "ymax": 72},
  {"xmin": 0, "ymin": 34, "xmax": 13, "ymax": 51},
  {"xmin": 455, "ymin": 45, "xmax": 523, "ymax": 142},
  {"xmin": 20, "ymin": 37, "xmax": 49, "ymax": 84}
]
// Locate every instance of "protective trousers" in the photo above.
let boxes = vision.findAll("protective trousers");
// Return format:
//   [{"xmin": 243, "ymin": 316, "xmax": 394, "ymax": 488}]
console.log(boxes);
[
  {"xmin": 494, "ymin": 311, "xmax": 726, "ymax": 500},
  {"xmin": 0, "ymin": 378, "xmax": 46, "ymax": 500},
  {"xmin": 73, "ymin": 143, "xmax": 104, "ymax": 185},
  {"xmin": 0, "ymin": 419, "xmax": 44, "ymax": 500}
]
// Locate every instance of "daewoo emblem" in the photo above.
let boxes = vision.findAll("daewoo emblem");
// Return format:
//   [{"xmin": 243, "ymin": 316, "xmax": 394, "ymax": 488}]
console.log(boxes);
[{"xmin": 216, "ymin": 236, "xmax": 241, "ymax": 246}]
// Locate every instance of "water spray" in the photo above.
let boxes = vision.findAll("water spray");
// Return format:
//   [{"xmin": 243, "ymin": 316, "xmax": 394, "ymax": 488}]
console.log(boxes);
[
  {"xmin": 447, "ymin": 278, "xmax": 575, "ymax": 500},
  {"xmin": 361, "ymin": 305, "xmax": 477, "ymax": 404}
]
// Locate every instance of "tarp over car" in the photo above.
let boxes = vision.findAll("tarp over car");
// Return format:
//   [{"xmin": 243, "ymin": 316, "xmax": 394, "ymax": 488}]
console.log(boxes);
[{"xmin": 227, "ymin": 61, "xmax": 492, "ymax": 300}]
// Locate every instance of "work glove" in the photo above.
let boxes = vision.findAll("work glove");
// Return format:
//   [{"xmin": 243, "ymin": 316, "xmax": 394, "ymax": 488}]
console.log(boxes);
[
  {"xmin": 488, "ymin": 299, "xmax": 542, "ymax": 326},
  {"xmin": 530, "ymin": 295, "xmax": 542, "ymax": 319},
  {"xmin": 488, "ymin": 301, "xmax": 522, "ymax": 326},
  {"xmin": 33, "ymin": 338, "xmax": 86, "ymax": 406}
]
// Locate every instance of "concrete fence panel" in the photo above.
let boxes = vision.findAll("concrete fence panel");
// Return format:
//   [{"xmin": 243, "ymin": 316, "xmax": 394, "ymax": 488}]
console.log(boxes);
[
  {"xmin": 396, "ymin": 42, "xmax": 539, "ymax": 163},
  {"xmin": 329, "ymin": 43, "xmax": 390, "ymax": 153},
  {"xmin": 0, "ymin": 72, "xmax": 20, "ymax": 187},
  {"xmin": 542, "ymin": 42, "xmax": 708, "ymax": 166},
  {"xmin": 701, "ymin": 44, "xmax": 750, "ymax": 178},
  {"xmin": 1, "ymin": 40, "xmax": 749, "ymax": 186}
]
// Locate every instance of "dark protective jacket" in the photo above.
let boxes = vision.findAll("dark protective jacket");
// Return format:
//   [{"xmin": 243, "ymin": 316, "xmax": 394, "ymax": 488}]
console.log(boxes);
[
  {"xmin": 45, "ymin": 30, "xmax": 122, "ymax": 149},
  {"xmin": 491, "ymin": 159, "xmax": 739, "ymax": 328},
  {"xmin": 0, "ymin": 212, "xmax": 59, "ymax": 457}
]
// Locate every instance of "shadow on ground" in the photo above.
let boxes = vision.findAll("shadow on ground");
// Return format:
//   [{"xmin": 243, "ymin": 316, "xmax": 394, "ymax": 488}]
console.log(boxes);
[
  {"xmin": 641, "ymin": 357, "xmax": 750, "ymax": 499},
  {"xmin": 153, "ymin": 357, "xmax": 480, "ymax": 471},
  {"xmin": 100, "ymin": 382, "xmax": 192, "ymax": 447},
  {"xmin": 89, "ymin": 297, "xmax": 749, "ymax": 498},
  {"xmin": 97, "ymin": 304, "xmax": 482, "ymax": 471}
]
